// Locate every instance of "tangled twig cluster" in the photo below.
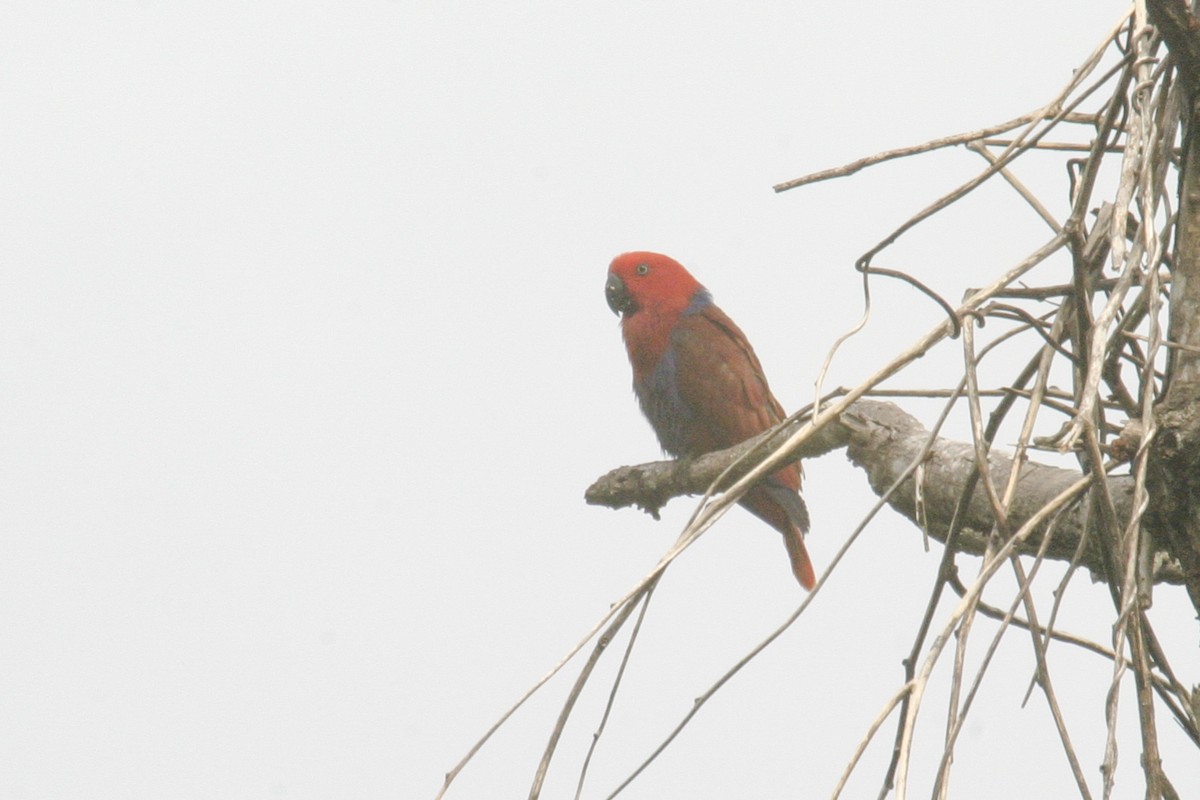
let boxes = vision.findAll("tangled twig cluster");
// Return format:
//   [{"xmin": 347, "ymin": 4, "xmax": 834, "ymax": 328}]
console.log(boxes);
[{"xmin": 438, "ymin": 7, "xmax": 1200, "ymax": 799}]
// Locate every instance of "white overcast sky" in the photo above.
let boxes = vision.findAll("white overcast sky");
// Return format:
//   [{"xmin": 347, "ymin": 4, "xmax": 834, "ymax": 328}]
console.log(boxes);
[{"xmin": 4, "ymin": 2, "xmax": 1197, "ymax": 799}]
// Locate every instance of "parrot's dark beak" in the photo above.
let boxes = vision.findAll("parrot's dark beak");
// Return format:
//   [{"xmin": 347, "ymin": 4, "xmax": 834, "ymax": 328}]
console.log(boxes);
[{"xmin": 605, "ymin": 272, "xmax": 634, "ymax": 316}]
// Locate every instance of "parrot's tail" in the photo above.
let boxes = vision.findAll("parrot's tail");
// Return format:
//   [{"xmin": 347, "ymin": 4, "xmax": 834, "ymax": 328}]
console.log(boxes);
[
  {"xmin": 741, "ymin": 479, "xmax": 815, "ymax": 590},
  {"xmin": 782, "ymin": 523, "xmax": 816, "ymax": 590}
]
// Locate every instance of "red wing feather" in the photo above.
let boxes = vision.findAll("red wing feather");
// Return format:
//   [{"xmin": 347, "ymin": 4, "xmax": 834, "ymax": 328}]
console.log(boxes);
[
  {"xmin": 670, "ymin": 304, "xmax": 814, "ymax": 588},
  {"xmin": 667, "ymin": 304, "xmax": 787, "ymax": 454}
]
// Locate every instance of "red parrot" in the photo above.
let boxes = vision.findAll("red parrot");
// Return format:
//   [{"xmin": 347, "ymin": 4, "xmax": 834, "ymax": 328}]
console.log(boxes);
[{"xmin": 605, "ymin": 251, "xmax": 815, "ymax": 589}]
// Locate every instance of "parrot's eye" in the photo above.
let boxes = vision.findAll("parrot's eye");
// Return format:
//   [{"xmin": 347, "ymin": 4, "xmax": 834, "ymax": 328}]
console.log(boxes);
[{"xmin": 635, "ymin": 263, "xmax": 650, "ymax": 276}]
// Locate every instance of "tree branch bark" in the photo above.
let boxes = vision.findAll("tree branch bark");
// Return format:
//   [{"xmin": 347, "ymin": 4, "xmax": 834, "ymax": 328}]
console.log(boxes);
[
  {"xmin": 1148, "ymin": 0, "xmax": 1200, "ymax": 96},
  {"xmin": 587, "ymin": 399, "xmax": 1186, "ymax": 586},
  {"xmin": 1138, "ymin": 0, "xmax": 1200, "ymax": 611},
  {"xmin": 1141, "ymin": 0, "xmax": 1200, "ymax": 611}
]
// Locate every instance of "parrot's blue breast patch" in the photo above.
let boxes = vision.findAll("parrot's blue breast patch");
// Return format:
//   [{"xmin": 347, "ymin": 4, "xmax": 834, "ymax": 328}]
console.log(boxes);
[
  {"xmin": 636, "ymin": 345, "xmax": 694, "ymax": 457},
  {"xmin": 633, "ymin": 287, "xmax": 714, "ymax": 457},
  {"xmin": 682, "ymin": 288, "xmax": 713, "ymax": 316}
]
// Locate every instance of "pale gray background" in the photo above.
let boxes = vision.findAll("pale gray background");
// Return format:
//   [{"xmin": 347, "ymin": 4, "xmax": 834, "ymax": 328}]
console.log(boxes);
[{"xmin": 3, "ymin": 2, "xmax": 1196, "ymax": 799}]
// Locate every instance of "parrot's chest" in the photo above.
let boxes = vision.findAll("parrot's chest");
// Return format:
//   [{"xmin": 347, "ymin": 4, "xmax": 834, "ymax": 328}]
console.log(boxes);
[{"xmin": 634, "ymin": 346, "xmax": 698, "ymax": 457}]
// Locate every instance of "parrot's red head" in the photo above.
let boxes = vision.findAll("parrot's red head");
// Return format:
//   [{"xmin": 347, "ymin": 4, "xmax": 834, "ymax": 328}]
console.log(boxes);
[{"xmin": 605, "ymin": 252, "xmax": 706, "ymax": 320}]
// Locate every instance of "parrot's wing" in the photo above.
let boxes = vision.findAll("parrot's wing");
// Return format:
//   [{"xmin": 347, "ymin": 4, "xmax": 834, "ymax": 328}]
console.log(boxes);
[
  {"xmin": 673, "ymin": 304, "xmax": 813, "ymax": 587},
  {"xmin": 667, "ymin": 303, "xmax": 787, "ymax": 454}
]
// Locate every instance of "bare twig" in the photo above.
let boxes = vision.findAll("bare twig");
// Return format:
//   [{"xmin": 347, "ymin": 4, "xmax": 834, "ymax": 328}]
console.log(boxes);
[
  {"xmin": 572, "ymin": 581, "xmax": 658, "ymax": 800},
  {"xmin": 773, "ymin": 114, "xmax": 1045, "ymax": 193},
  {"xmin": 529, "ymin": 584, "xmax": 652, "ymax": 799}
]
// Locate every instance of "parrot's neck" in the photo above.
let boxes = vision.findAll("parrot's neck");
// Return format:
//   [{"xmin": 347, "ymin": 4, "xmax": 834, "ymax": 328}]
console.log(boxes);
[{"xmin": 621, "ymin": 288, "xmax": 712, "ymax": 382}]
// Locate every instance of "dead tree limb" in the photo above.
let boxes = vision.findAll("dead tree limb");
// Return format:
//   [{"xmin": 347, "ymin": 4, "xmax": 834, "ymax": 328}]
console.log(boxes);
[{"xmin": 586, "ymin": 399, "xmax": 1186, "ymax": 587}]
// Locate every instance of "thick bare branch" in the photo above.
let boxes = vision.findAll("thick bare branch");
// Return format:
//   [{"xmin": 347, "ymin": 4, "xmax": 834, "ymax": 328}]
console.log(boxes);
[
  {"xmin": 1148, "ymin": 0, "xmax": 1200, "ymax": 611},
  {"xmin": 1147, "ymin": 0, "xmax": 1200, "ymax": 93},
  {"xmin": 587, "ymin": 399, "xmax": 1186, "ymax": 586}
]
